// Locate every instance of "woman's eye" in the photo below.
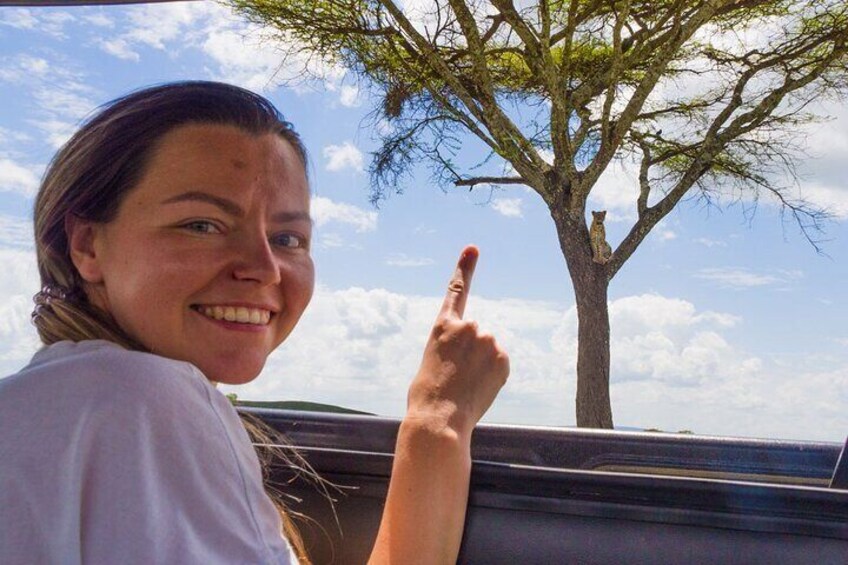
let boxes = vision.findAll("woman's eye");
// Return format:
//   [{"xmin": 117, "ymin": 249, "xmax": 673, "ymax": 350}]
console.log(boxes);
[
  {"xmin": 271, "ymin": 233, "xmax": 307, "ymax": 249},
  {"xmin": 183, "ymin": 220, "xmax": 221, "ymax": 234}
]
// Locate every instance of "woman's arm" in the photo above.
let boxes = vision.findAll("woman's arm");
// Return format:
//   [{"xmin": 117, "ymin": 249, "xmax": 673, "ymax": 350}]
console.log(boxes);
[{"xmin": 368, "ymin": 246, "xmax": 510, "ymax": 564}]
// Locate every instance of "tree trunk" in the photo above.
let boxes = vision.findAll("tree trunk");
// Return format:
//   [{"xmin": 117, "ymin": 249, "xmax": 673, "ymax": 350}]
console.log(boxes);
[
  {"xmin": 553, "ymin": 210, "xmax": 614, "ymax": 429},
  {"xmin": 573, "ymin": 273, "xmax": 613, "ymax": 428}
]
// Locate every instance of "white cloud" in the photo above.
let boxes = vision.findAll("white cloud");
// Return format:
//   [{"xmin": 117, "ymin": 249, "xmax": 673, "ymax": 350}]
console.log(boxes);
[
  {"xmin": 0, "ymin": 55, "xmax": 50, "ymax": 84},
  {"xmin": 799, "ymin": 182, "xmax": 848, "ymax": 220},
  {"xmin": 0, "ymin": 8, "xmax": 37, "ymax": 31},
  {"xmin": 28, "ymin": 119, "xmax": 77, "ymax": 150},
  {"xmin": 311, "ymin": 196, "xmax": 377, "ymax": 232},
  {"xmin": 43, "ymin": 11, "xmax": 75, "ymax": 39},
  {"xmin": 323, "ymin": 142, "xmax": 365, "ymax": 173},
  {"xmin": 795, "ymin": 99, "xmax": 848, "ymax": 220},
  {"xmin": 413, "ymin": 224, "xmax": 436, "ymax": 235},
  {"xmin": 0, "ymin": 215, "xmax": 34, "ymax": 249},
  {"xmin": 218, "ymin": 289, "xmax": 847, "ymax": 441},
  {"xmin": 0, "ymin": 247, "xmax": 42, "ymax": 377},
  {"xmin": 655, "ymin": 229, "xmax": 677, "ymax": 242},
  {"xmin": 98, "ymin": 38, "xmax": 140, "ymax": 62},
  {"xmin": 0, "ymin": 159, "xmax": 40, "ymax": 197},
  {"xmin": 33, "ymin": 82, "xmax": 96, "ymax": 121},
  {"xmin": 316, "ymin": 232, "xmax": 345, "ymax": 249},
  {"xmin": 315, "ymin": 232, "xmax": 363, "ymax": 251},
  {"xmin": 124, "ymin": 2, "xmax": 213, "ymax": 50},
  {"xmin": 695, "ymin": 268, "xmax": 789, "ymax": 289},
  {"xmin": 83, "ymin": 13, "xmax": 114, "ymax": 28},
  {"xmin": 221, "ymin": 286, "xmax": 569, "ymax": 420},
  {"xmin": 587, "ymin": 160, "xmax": 640, "ymax": 220},
  {"xmin": 339, "ymin": 85, "xmax": 360, "ymax": 107},
  {"xmin": 0, "ymin": 9, "xmax": 74, "ymax": 39},
  {"xmin": 776, "ymin": 269, "xmax": 803, "ymax": 281},
  {"xmin": 608, "ymin": 294, "xmax": 752, "ymax": 386},
  {"xmin": 200, "ymin": 27, "xmax": 289, "ymax": 93},
  {"xmin": 385, "ymin": 253, "xmax": 434, "ymax": 268},
  {"xmin": 604, "ymin": 294, "xmax": 740, "ymax": 341},
  {"xmin": 21, "ymin": 56, "xmax": 49, "ymax": 76},
  {"xmin": 0, "ymin": 54, "xmax": 96, "ymax": 147},
  {"xmin": 92, "ymin": 1, "xmax": 346, "ymax": 93},
  {"xmin": 694, "ymin": 237, "xmax": 726, "ymax": 248},
  {"xmin": 0, "ymin": 126, "xmax": 30, "ymax": 146},
  {"xmin": 491, "ymin": 197, "xmax": 523, "ymax": 218},
  {"xmin": 90, "ymin": 3, "xmax": 285, "ymax": 91}
]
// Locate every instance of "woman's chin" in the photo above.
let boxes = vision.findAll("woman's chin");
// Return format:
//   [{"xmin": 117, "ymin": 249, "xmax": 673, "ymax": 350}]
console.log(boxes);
[
  {"xmin": 209, "ymin": 373, "xmax": 260, "ymax": 386},
  {"xmin": 192, "ymin": 358, "xmax": 265, "ymax": 387}
]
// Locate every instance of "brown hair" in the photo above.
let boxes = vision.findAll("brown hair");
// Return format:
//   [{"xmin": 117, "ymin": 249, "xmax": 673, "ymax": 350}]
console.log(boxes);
[{"xmin": 32, "ymin": 81, "xmax": 314, "ymax": 563}]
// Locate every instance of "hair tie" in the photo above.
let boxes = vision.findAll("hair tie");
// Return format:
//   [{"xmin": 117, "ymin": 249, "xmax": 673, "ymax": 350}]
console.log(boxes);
[
  {"xmin": 33, "ymin": 284, "xmax": 75, "ymax": 324},
  {"xmin": 35, "ymin": 284, "xmax": 72, "ymax": 304},
  {"xmin": 32, "ymin": 285, "xmax": 82, "ymax": 320}
]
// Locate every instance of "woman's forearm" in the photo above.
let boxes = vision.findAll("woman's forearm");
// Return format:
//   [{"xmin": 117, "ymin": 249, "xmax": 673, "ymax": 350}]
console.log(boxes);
[{"xmin": 368, "ymin": 417, "xmax": 472, "ymax": 565}]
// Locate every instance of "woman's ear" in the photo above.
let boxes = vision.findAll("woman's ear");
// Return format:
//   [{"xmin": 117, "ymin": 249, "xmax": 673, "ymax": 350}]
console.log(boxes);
[{"xmin": 66, "ymin": 215, "xmax": 104, "ymax": 284}]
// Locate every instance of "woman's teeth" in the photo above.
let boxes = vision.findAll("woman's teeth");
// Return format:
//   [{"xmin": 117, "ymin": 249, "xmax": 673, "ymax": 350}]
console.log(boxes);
[{"xmin": 198, "ymin": 306, "xmax": 271, "ymax": 325}]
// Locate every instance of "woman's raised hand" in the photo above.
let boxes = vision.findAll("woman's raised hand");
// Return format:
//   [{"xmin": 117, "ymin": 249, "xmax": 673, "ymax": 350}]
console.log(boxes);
[
  {"xmin": 406, "ymin": 245, "xmax": 510, "ymax": 439},
  {"xmin": 370, "ymin": 247, "xmax": 509, "ymax": 563}
]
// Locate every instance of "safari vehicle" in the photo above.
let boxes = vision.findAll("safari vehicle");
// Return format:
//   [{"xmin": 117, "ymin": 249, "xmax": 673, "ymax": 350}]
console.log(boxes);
[
  {"xmin": 4, "ymin": 0, "xmax": 848, "ymax": 563},
  {"xmin": 250, "ymin": 405, "xmax": 848, "ymax": 563}
]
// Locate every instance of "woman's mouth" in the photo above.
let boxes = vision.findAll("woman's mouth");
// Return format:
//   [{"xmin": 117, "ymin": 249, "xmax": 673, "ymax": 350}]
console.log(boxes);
[{"xmin": 192, "ymin": 305, "xmax": 272, "ymax": 326}]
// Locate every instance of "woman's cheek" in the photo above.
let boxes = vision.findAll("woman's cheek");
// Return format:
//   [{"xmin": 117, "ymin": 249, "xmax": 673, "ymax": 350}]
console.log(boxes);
[
  {"xmin": 289, "ymin": 257, "xmax": 315, "ymax": 314},
  {"xmin": 298, "ymin": 259, "xmax": 316, "ymax": 308}
]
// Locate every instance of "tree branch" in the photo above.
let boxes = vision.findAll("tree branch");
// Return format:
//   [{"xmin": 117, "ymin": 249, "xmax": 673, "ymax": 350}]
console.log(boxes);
[
  {"xmin": 608, "ymin": 18, "xmax": 847, "ymax": 279},
  {"xmin": 454, "ymin": 176, "xmax": 527, "ymax": 188},
  {"xmin": 581, "ymin": 2, "xmax": 723, "ymax": 198},
  {"xmin": 379, "ymin": 0, "xmax": 550, "ymax": 190}
]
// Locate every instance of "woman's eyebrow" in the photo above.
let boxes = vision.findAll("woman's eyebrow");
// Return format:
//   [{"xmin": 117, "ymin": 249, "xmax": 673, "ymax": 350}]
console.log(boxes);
[
  {"xmin": 272, "ymin": 211, "xmax": 313, "ymax": 225},
  {"xmin": 160, "ymin": 191, "xmax": 243, "ymax": 217},
  {"xmin": 159, "ymin": 191, "xmax": 313, "ymax": 224}
]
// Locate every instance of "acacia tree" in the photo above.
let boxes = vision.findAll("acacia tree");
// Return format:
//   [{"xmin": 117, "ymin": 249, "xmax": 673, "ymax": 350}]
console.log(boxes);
[{"xmin": 231, "ymin": 0, "xmax": 848, "ymax": 428}]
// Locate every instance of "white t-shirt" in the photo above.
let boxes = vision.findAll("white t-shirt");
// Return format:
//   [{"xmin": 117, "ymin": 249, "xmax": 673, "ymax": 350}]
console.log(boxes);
[{"xmin": 0, "ymin": 340, "xmax": 296, "ymax": 565}]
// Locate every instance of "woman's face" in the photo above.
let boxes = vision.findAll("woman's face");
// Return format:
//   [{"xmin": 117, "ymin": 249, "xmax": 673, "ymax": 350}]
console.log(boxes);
[{"xmin": 73, "ymin": 123, "xmax": 314, "ymax": 385}]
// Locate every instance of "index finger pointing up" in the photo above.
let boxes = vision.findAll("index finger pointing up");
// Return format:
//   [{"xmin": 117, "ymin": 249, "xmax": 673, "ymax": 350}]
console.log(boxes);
[{"xmin": 439, "ymin": 245, "xmax": 479, "ymax": 320}]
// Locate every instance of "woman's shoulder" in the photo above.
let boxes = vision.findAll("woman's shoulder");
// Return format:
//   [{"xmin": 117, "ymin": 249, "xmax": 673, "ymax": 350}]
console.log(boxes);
[
  {"xmin": 31, "ymin": 338, "xmax": 197, "ymax": 374},
  {"xmin": 0, "ymin": 342, "xmax": 289, "ymax": 564},
  {"xmin": 6, "ymin": 339, "xmax": 203, "ymax": 392},
  {"xmin": 0, "ymin": 339, "xmax": 246, "ymax": 478},
  {"xmin": 0, "ymin": 340, "xmax": 223, "ymax": 426}
]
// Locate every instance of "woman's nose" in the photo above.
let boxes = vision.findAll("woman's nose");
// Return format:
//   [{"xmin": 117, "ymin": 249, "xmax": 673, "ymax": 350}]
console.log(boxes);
[{"xmin": 230, "ymin": 233, "xmax": 281, "ymax": 285}]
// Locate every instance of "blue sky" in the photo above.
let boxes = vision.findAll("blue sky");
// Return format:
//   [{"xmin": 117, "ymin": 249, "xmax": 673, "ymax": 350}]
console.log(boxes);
[{"xmin": 0, "ymin": 1, "xmax": 846, "ymax": 441}]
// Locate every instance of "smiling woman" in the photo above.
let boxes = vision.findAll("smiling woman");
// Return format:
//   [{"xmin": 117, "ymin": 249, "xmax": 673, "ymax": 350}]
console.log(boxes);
[
  {"xmin": 32, "ymin": 82, "xmax": 310, "ymax": 358},
  {"xmin": 0, "ymin": 79, "xmax": 510, "ymax": 564},
  {"xmin": 9, "ymin": 81, "xmax": 319, "ymax": 563},
  {"xmin": 66, "ymin": 122, "xmax": 315, "ymax": 385}
]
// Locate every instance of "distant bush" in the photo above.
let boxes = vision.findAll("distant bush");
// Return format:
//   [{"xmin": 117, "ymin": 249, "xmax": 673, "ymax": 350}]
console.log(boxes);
[{"xmin": 644, "ymin": 428, "xmax": 695, "ymax": 435}]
